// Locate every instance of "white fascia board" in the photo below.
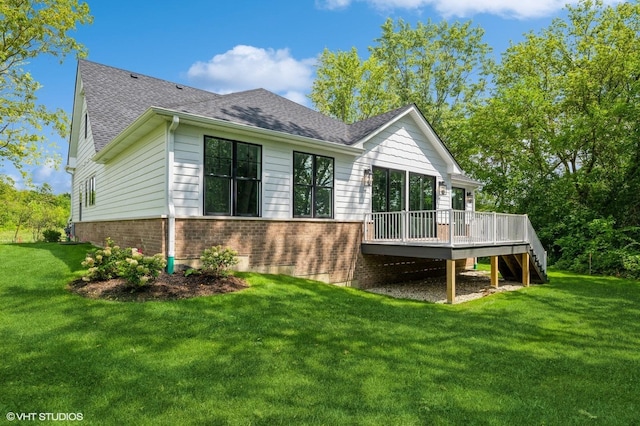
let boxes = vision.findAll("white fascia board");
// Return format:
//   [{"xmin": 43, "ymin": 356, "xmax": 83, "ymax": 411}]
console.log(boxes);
[
  {"xmin": 352, "ymin": 106, "xmax": 463, "ymax": 174},
  {"xmin": 94, "ymin": 106, "xmax": 363, "ymax": 163},
  {"xmin": 67, "ymin": 71, "xmax": 84, "ymax": 167}
]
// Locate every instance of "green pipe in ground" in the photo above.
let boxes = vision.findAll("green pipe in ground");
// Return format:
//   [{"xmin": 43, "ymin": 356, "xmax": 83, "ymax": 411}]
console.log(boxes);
[{"xmin": 167, "ymin": 257, "xmax": 175, "ymax": 274}]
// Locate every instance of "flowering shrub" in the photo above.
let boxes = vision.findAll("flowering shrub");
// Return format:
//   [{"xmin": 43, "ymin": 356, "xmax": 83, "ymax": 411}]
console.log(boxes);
[
  {"xmin": 200, "ymin": 245, "xmax": 238, "ymax": 278},
  {"xmin": 118, "ymin": 252, "xmax": 167, "ymax": 287},
  {"xmin": 82, "ymin": 238, "xmax": 166, "ymax": 287},
  {"xmin": 82, "ymin": 238, "xmax": 127, "ymax": 281}
]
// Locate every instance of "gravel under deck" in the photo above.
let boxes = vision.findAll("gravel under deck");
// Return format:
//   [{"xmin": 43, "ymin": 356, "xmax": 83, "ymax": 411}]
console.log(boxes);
[{"xmin": 365, "ymin": 270, "xmax": 531, "ymax": 304}]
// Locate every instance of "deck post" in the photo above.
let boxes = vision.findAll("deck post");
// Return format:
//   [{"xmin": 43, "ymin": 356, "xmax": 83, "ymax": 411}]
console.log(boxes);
[
  {"xmin": 521, "ymin": 252, "xmax": 530, "ymax": 287},
  {"xmin": 446, "ymin": 259, "xmax": 456, "ymax": 304},
  {"xmin": 490, "ymin": 255, "xmax": 499, "ymax": 288}
]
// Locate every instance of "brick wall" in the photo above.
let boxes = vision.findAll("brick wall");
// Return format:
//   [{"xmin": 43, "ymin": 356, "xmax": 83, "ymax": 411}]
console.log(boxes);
[
  {"xmin": 354, "ymin": 255, "xmax": 468, "ymax": 288},
  {"xmin": 74, "ymin": 219, "xmax": 166, "ymax": 255},
  {"xmin": 175, "ymin": 218, "xmax": 362, "ymax": 284},
  {"xmin": 75, "ymin": 217, "xmax": 472, "ymax": 288}
]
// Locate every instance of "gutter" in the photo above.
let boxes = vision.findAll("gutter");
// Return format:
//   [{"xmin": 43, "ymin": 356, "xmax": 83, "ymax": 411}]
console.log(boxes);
[{"xmin": 166, "ymin": 115, "xmax": 179, "ymax": 273}]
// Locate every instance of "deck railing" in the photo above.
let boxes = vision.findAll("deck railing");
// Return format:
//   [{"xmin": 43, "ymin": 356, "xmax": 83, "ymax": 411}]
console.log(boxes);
[
  {"xmin": 363, "ymin": 209, "xmax": 548, "ymax": 277},
  {"xmin": 363, "ymin": 210, "xmax": 529, "ymax": 246}
]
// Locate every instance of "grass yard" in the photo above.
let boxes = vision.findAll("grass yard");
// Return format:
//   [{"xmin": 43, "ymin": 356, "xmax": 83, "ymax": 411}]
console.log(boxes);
[{"xmin": 1, "ymin": 243, "xmax": 639, "ymax": 425}]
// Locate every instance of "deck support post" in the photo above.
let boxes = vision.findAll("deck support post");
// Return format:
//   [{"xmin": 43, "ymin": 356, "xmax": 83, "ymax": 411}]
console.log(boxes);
[
  {"xmin": 446, "ymin": 259, "xmax": 456, "ymax": 304},
  {"xmin": 490, "ymin": 255, "xmax": 499, "ymax": 288},
  {"xmin": 521, "ymin": 252, "xmax": 530, "ymax": 287}
]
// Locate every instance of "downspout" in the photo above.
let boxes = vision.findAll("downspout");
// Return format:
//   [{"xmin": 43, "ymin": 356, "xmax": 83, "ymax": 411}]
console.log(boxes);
[{"xmin": 166, "ymin": 115, "xmax": 180, "ymax": 274}]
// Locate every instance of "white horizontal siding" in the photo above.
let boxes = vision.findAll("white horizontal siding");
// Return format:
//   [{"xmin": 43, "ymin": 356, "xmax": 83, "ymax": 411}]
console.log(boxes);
[
  {"xmin": 359, "ymin": 116, "xmax": 452, "ymax": 213},
  {"xmin": 71, "ymin": 97, "xmax": 95, "ymax": 222},
  {"xmin": 262, "ymin": 142, "xmax": 291, "ymax": 218},
  {"xmin": 95, "ymin": 128, "xmax": 167, "ymax": 219},
  {"xmin": 173, "ymin": 126, "xmax": 203, "ymax": 216},
  {"xmin": 363, "ymin": 119, "xmax": 447, "ymax": 175},
  {"xmin": 169, "ymin": 114, "xmax": 456, "ymax": 221}
]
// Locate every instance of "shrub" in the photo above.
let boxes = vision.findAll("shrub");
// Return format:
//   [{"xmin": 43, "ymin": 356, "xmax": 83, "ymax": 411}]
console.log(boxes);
[
  {"xmin": 200, "ymin": 245, "xmax": 238, "ymax": 278},
  {"xmin": 118, "ymin": 252, "xmax": 167, "ymax": 287},
  {"xmin": 82, "ymin": 238, "xmax": 128, "ymax": 281},
  {"xmin": 623, "ymin": 254, "xmax": 640, "ymax": 279},
  {"xmin": 43, "ymin": 229, "xmax": 62, "ymax": 243},
  {"xmin": 82, "ymin": 238, "xmax": 166, "ymax": 287}
]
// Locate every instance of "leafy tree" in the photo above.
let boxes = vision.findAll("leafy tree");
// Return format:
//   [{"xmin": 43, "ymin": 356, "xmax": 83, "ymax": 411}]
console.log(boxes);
[
  {"xmin": 26, "ymin": 183, "xmax": 68, "ymax": 240},
  {"xmin": 467, "ymin": 0, "xmax": 640, "ymax": 273},
  {"xmin": 0, "ymin": 0, "xmax": 92, "ymax": 174},
  {"xmin": 310, "ymin": 18, "xmax": 493, "ymax": 147},
  {"xmin": 2, "ymin": 181, "xmax": 70, "ymax": 241},
  {"xmin": 310, "ymin": 48, "xmax": 397, "ymax": 123}
]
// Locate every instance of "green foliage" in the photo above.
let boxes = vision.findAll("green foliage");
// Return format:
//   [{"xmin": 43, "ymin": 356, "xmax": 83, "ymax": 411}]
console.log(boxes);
[
  {"xmin": 310, "ymin": 17, "xmax": 493, "ymax": 145},
  {"xmin": 42, "ymin": 229, "xmax": 61, "ymax": 242},
  {"xmin": 310, "ymin": 47, "xmax": 397, "ymax": 123},
  {"xmin": 0, "ymin": 0, "xmax": 93, "ymax": 174},
  {"xmin": 455, "ymin": 0, "xmax": 640, "ymax": 276},
  {"xmin": 554, "ymin": 217, "xmax": 640, "ymax": 278},
  {"xmin": 1, "ymin": 182, "xmax": 70, "ymax": 242},
  {"xmin": 622, "ymin": 254, "xmax": 640, "ymax": 279},
  {"xmin": 82, "ymin": 238, "xmax": 166, "ymax": 287},
  {"xmin": 81, "ymin": 238, "xmax": 127, "ymax": 281},
  {"xmin": 184, "ymin": 268, "xmax": 201, "ymax": 277},
  {"xmin": 200, "ymin": 245, "xmax": 238, "ymax": 278},
  {"xmin": 118, "ymin": 252, "xmax": 167, "ymax": 287}
]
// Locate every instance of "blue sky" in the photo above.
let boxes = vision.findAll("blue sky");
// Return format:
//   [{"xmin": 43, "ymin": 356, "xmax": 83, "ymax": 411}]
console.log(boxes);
[{"xmin": 4, "ymin": 0, "xmax": 623, "ymax": 193}]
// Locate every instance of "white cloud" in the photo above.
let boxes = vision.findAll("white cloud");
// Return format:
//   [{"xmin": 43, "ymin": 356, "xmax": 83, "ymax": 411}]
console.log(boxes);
[
  {"xmin": 32, "ymin": 160, "xmax": 70, "ymax": 194},
  {"xmin": 187, "ymin": 45, "xmax": 315, "ymax": 105},
  {"xmin": 316, "ymin": 0, "xmax": 624, "ymax": 18}
]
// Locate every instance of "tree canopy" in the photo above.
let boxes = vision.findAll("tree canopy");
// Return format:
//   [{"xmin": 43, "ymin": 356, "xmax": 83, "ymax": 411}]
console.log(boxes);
[
  {"xmin": 310, "ymin": 17, "xmax": 493, "ymax": 144},
  {"xmin": 0, "ymin": 0, "xmax": 92, "ymax": 174},
  {"xmin": 311, "ymin": 0, "xmax": 640, "ymax": 277}
]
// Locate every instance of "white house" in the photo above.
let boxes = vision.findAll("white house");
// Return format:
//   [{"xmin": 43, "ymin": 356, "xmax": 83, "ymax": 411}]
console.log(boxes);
[{"xmin": 67, "ymin": 60, "xmax": 546, "ymax": 301}]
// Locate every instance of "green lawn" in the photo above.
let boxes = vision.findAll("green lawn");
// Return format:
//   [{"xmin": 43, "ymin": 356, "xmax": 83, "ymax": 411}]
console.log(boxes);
[{"xmin": 1, "ymin": 243, "xmax": 639, "ymax": 425}]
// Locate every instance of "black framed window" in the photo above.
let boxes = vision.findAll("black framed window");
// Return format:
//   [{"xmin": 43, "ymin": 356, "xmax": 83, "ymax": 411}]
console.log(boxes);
[
  {"xmin": 204, "ymin": 136, "xmax": 261, "ymax": 216},
  {"xmin": 293, "ymin": 152, "xmax": 334, "ymax": 218},
  {"xmin": 84, "ymin": 176, "xmax": 95, "ymax": 207},
  {"xmin": 372, "ymin": 167, "xmax": 405, "ymax": 213},
  {"xmin": 452, "ymin": 187, "xmax": 465, "ymax": 210},
  {"xmin": 409, "ymin": 173, "xmax": 435, "ymax": 211}
]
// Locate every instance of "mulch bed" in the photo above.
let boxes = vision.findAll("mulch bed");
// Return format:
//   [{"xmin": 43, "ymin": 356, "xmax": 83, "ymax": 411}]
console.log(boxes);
[{"xmin": 67, "ymin": 272, "xmax": 249, "ymax": 302}]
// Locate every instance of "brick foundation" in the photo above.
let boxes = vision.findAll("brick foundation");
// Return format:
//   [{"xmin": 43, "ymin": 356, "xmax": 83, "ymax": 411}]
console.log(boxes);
[
  {"xmin": 75, "ymin": 219, "xmax": 166, "ymax": 256},
  {"xmin": 75, "ymin": 217, "xmax": 472, "ymax": 288},
  {"xmin": 354, "ymin": 255, "xmax": 468, "ymax": 289},
  {"xmin": 175, "ymin": 218, "xmax": 362, "ymax": 284}
]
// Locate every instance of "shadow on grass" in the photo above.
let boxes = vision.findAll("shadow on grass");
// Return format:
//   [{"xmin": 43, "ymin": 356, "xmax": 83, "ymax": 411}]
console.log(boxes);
[
  {"xmin": 2, "ymin": 242, "xmax": 93, "ymax": 275},
  {"xmin": 2, "ymin": 245, "xmax": 640, "ymax": 424}
]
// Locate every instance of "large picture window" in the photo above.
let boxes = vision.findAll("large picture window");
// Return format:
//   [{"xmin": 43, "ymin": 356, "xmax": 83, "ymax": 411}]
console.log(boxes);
[
  {"xmin": 293, "ymin": 152, "xmax": 334, "ymax": 218},
  {"xmin": 204, "ymin": 136, "xmax": 261, "ymax": 216},
  {"xmin": 409, "ymin": 173, "xmax": 435, "ymax": 211},
  {"xmin": 372, "ymin": 167, "xmax": 405, "ymax": 213}
]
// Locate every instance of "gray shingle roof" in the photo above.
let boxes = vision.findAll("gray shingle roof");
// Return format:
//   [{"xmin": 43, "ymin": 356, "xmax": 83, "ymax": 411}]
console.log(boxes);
[
  {"xmin": 78, "ymin": 60, "xmax": 411, "ymax": 151},
  {"xmin": 79, "ymin": 60, "xmax": 220, "ymax": 151}
]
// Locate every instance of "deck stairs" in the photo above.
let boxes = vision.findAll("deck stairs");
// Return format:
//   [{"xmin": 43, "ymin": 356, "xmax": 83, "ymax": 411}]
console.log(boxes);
[{"xmin": 498, "ymin": 248, "xmax": 548, "ymax": 284}]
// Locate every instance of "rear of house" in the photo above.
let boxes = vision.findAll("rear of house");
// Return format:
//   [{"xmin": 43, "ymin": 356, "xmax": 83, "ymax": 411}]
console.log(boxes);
[{"xmin": 67, "ymin": 60, "xmax": 523, "ymax": 292}]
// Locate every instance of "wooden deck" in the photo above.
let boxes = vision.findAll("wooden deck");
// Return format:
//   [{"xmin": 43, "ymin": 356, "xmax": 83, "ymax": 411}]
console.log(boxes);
[{"xmin": 362, "ymin": 210, "xmax": 548, "ymax": 303}]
